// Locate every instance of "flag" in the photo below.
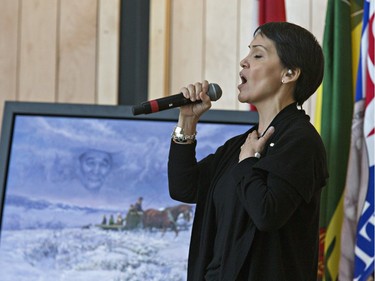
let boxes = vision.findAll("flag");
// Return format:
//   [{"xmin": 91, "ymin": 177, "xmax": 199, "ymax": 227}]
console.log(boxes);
[
  {"xmin": 352, "ymin": 1, "xmax": 375, "ymax": 280},
  {"xmin": 315, "ymin": 0, "xmax": 356, "ymax": 280},
  {"xmin": 258, "ymin": 0, "xmax": 286, "ymax": 24},
  {"xmin": 339, "ymin": 0, "xmax": 374, "ymax": 281}
]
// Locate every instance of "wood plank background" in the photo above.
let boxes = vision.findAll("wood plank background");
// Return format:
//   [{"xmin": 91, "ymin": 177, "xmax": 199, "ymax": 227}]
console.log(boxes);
[{"xmin": 0, "ymin": 0, "xmax": 327, "ymax": 130}]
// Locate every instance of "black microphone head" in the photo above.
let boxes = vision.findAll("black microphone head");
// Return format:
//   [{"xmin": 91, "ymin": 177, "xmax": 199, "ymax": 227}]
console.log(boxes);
[{"xmin": 208, "ymin": 83, "xmax": 222, "ymax": 101}]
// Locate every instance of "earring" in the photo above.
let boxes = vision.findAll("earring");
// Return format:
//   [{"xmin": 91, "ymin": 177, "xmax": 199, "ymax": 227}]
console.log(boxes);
[{"xmin": 287, "ymin": 69, "xmax": 292, "ymax": 75}]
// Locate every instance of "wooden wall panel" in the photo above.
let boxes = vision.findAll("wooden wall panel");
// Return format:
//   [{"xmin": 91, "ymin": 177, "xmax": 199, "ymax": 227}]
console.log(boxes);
[
  {"xmin": 148, "ymin": 0, "xmax": 170, "ymax": 100},
  {"xmin": 58, "ymin": 0, "xmax": 98, "ymax": 103},
  {"xmin": 169, "ymin": 0, "xmax": 205, "ymax": 95},
  {"xmin": 205, "ymin": 0, "xmax": 239, "ymax": 110},
  {"xmin": 0, "ymin": 0, "xmax": 331, "ymax": 132},
  {"xmin": 0, "ymin": 0, "xmax": 19, "ymax": 121},
  {"xmin": 285, "ymin": 0, "xmax": 311, "ymax": 30},
  {"xmin": 237, "ymin": 0, "xmax": 256, "ymax": 111},
  {"xmin": 311, "ymin": 0, "xmax": 328, "ymax": 45},
  {"xmin": 97, "ymin": 0, "xmax": 120, "ymax": 105},
  {"xmin": 18, "ymin": 0, "xmax": 58, "ymax": 102},
  {"xmin": 163, "ymin": 0, "xmax": 329, "ymax": 112}
]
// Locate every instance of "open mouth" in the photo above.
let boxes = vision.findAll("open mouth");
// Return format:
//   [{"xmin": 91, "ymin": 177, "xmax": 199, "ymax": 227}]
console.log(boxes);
[{"xmin": 239, "ymin": 72, "xmax": 247, "ymax": 84}]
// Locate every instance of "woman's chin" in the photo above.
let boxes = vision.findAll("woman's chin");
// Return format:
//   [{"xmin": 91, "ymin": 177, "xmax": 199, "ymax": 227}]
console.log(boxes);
[{"xmin": 237, "ymin": 93, "xmax": 251, "ymax": 104}]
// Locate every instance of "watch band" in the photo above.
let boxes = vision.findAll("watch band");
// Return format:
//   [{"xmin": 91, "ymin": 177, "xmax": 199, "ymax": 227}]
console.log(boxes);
[{"xmin": 172, "ymin": 126, "xmax": 196, "ymax": 143}]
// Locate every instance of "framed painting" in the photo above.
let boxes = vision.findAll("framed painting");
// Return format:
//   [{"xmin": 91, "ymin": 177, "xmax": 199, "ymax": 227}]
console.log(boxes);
[{"xmin": 0, "ymin": 101, "xmax": 257, "ymax": 281}]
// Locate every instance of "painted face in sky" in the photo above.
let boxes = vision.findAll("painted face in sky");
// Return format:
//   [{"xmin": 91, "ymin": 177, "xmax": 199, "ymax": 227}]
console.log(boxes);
[{"xmin": 79, "ymin": 149, "xmax": 112, "ymax": 192}]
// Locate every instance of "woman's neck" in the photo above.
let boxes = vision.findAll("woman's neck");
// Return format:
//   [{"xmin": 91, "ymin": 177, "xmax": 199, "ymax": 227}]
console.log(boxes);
[{"xmin": 256, "ymin": 99, "xmax": 295, "ymax": 134}]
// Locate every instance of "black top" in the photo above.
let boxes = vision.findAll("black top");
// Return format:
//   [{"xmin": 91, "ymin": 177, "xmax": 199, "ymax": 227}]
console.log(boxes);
[
  {"xmin": 168, "ymin": 103, "xmax": 329, "ymax": 281},
  {"xmin": 205, "ymin": 153, "xmax": 239, "ymax": 280}
]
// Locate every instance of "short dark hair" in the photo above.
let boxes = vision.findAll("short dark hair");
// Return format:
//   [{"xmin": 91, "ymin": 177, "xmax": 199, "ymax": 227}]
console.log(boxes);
[{"xmin": 254, "ymin": 22, "xmax": 324, "ymax": 106}]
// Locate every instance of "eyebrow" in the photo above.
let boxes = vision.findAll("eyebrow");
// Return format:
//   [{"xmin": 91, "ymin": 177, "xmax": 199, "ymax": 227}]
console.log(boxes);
[{"xmin": 249, "ymin": 44, "xmax": 268, "ymax": 51}]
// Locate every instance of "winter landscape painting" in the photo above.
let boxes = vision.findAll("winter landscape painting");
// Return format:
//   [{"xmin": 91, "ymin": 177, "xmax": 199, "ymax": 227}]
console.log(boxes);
[{"xmin": 0, "ymin": 109, "xmax": 251, "ymax": 281}]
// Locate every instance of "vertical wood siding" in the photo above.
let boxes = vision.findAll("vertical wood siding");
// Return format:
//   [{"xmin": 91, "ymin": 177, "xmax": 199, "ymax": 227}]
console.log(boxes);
[
  {"xmin": 18, "ymin": 0, "xmax": 58, "ymax": 102},
  {"xmin": 97, "ymin": 0, "xmax": 120, "ymax": 105},
  {"xmin": 151, "ymin": 0, "xmax": 328, "ymax": 116},
  {"xmin": 0, "ymin": 0, "xmax": 119, "ymax": 130},
  {"xmin": 148, "ymin": 0, "xmax": 171, "ymax": 101},
  {"xmin": 0, "ymin": 0, "xmax": 327, "ymax": 130},
  {"xmin": 58, "ymin": 0, "xmax": 98, "ymax": 103},
  {"xmin": 0, "ymin": 0, "xmax": 20, "ymax": 117}
]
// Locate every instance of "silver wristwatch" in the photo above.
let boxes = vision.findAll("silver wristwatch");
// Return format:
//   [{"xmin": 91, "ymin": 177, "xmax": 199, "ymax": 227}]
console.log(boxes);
[{"xmin": 172, "ymin": 126, "xmax": 196, "ymax": 143}]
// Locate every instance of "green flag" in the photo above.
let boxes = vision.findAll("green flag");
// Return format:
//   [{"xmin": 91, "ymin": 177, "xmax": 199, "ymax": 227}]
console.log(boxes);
[{"xmin": 316, "ymin": 0, "xmax": 362, "ymax": 280}]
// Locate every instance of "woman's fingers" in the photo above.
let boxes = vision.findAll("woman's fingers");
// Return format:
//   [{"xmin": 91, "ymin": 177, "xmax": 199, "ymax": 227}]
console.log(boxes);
[
  {"xmin": 240, "ymin": 126, "xmax": 275, "ymax": 159},
  {"xmin": 181, "ymin": 80, "xmax": 210, "ymax": 101}
]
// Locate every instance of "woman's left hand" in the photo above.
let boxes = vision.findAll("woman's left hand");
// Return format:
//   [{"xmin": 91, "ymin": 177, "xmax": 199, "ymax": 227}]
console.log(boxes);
[{"xmin": 239, "ymin": 126, "xmax": 275, "ymax": 162}]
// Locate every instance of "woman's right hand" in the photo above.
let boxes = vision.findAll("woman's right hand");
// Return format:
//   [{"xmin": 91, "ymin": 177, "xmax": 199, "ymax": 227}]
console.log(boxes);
[
  {"xmin": 239, "ymin": 126, "xmax": 275, "ymax": 162},
  {"xmin": 179, "ymin": 80, "xmax": 212, "ymax": 121}
]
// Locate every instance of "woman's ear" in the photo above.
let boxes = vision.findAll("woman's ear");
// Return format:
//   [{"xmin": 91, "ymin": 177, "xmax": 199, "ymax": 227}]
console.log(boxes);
[{"xmin": 282, "ymin": 68, "xmax": 301, "ymax": 83}]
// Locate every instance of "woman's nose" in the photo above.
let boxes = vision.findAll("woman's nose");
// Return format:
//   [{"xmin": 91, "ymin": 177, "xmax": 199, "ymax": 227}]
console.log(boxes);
[{"xmin": 240, "ymin": 57, "xmax": 249, "ymax": 68}]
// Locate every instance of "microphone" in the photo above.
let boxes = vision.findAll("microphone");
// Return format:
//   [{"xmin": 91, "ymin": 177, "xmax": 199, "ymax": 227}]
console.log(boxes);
[{"xmin": 132, "ymin": 83, "xmax": 222, "ymax": 115}]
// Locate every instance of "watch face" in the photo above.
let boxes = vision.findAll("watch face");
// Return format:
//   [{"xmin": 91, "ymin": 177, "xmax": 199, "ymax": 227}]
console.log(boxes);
[{"xmin": 174, "ymin": 126, "xmax": 183, "ymax": 135}]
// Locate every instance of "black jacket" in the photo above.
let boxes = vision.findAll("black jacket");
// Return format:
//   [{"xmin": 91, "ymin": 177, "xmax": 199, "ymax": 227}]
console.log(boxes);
[{"xmin": 168, "ymin": 103, "xmax": 329, "ymax": 281}]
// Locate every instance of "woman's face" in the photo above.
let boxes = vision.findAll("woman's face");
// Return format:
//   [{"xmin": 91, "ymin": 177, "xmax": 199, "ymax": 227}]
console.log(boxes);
[{"xmin": 238, "ymin": 33, "xmax": 285, "ymax": 105}]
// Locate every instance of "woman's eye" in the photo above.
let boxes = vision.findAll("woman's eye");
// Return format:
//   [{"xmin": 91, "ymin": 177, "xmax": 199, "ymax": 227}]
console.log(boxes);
[{"xmin": 254, "ymin": 55, "xmax": 262, "ymax": 59}]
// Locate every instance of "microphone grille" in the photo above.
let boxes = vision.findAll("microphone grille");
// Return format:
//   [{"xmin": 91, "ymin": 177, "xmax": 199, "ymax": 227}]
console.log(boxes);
[{"xmin": 208, "ymin": 83, "xmax": 222, "ymax": 101}]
